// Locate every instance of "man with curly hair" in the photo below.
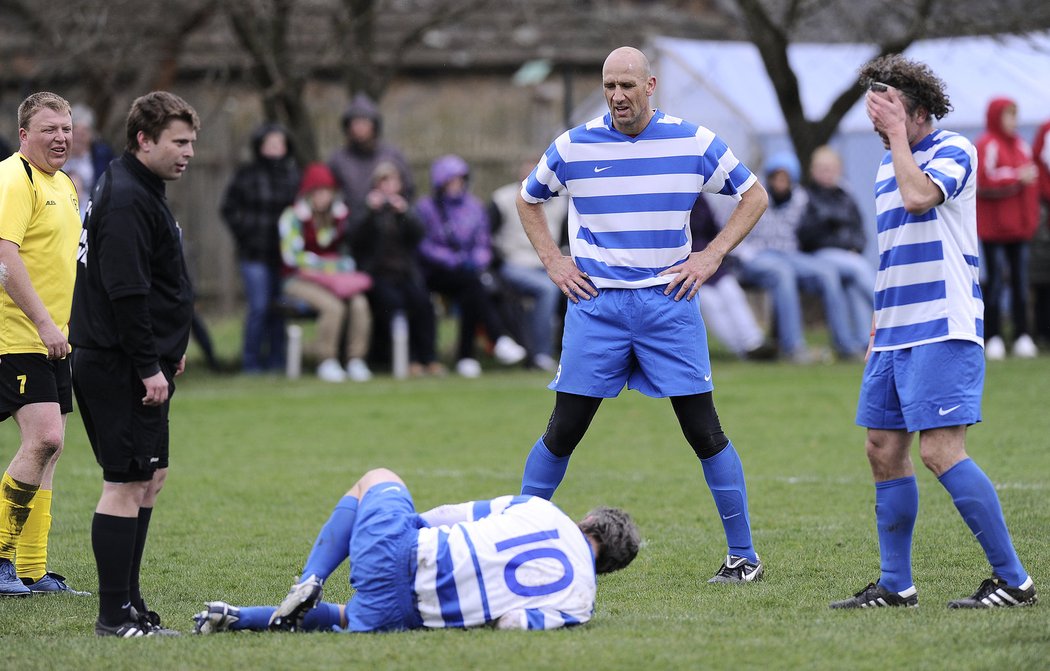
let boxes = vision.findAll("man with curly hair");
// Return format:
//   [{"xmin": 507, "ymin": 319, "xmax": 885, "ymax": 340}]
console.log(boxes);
[{"xmin": 830, "ymin": 55, "xmax": 1037, "ymax": 610}]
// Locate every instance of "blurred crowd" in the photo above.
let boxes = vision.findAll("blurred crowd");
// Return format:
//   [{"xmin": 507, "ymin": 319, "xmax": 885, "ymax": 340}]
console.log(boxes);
[{"xmin": 7, "ymin": 92, "xmax": 1044, "ymax": 381}]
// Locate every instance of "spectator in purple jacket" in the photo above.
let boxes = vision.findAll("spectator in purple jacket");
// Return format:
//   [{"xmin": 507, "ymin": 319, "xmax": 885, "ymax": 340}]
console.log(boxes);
[{"xmin": 416, "ymin": 155, "xmax": 526, "ymax": 377}]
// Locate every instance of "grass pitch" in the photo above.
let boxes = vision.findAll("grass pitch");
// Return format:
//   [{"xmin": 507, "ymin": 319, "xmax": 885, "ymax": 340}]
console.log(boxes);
[{"xmin": 1, "ymin": 338, "xmax": 1047, "ymax": 670}]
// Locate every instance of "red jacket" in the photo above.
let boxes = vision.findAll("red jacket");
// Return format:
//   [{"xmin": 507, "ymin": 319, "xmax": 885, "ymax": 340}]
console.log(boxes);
[
  {"xmin": 1033, "ymin": 120, "xmax": 1050, "ymax": 204},
  {"xmin": 975, "ymin": 97, "xmax": 1039, "ymax": 242}
]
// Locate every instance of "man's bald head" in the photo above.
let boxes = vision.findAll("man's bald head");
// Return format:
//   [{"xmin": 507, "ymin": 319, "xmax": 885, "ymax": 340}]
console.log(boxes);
[{"xmin": 602, "ymin": 46, "xmax": 652, "ymax": 80}]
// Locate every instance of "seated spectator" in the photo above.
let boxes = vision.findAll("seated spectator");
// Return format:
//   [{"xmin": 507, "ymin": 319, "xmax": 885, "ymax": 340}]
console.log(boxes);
[
  {"xmin": 279, "ymin": 163, "xmax": 373, "ymax": 383},
  {"xmin": 690, "ymin": 195, "xmax": 775, "ymax": 360},
  {"xmin": 416, "ymin": 155, "xmax": 526, "ymax": 377},
  {"xmin": 734, "ymin": 152, "xmax": 867, "ymax": 362},
  {"xmin": 799, "ymin": 145, "xmax": 876, "ymax": 352},
  {"xmin": 490, "ymin": 159, "xmax": 568, "ymax": 372},
  {"xmin": 350, "ymin": 161, "xmax": 443, "ymax": 377},
  {"xmin": 221, "ymin": 123, "xmax": 301, "ymax": 374}
]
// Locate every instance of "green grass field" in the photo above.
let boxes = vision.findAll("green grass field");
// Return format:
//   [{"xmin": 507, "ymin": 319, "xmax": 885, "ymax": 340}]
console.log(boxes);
[{"xmin": 1, "ymin": 332, "xmax": 1047, "ymax": 670}]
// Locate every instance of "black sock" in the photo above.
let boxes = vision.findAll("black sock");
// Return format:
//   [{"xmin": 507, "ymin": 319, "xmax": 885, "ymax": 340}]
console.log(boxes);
[
  {"xmin": 129, "ymin": 507, "xmax": 152, "ymax": 613},
  {"xmin": 91, "ymin": 512, "xmax": 138, "ymax": 626}
]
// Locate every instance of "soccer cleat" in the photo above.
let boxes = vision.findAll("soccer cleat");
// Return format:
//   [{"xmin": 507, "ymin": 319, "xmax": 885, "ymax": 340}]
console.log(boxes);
[
  {"xmin": 22, "ymin": 572, "xmax": 91, "ymax": 596},
  {"xmin": 829, "ymin": 582, "xmax": 918, "ymax": 609},
  {"xmin": 95, "ymin": 618, "xmax": 152, "ymax": 638},
  {"xmin": 132, "ymin": 606, "xmax": 181, "ymax": 636},
  {"xmin": 0, "ymin": 558, "xmax": 31, "ymax": 597},
  {"xmin": 193, "ymin": 601, "xmax": 242, "ymax": 634},
  {"xmin": 708, "ymin": 554, "xmax": 764, "ymax": 583},
  {"xmin": 948, "ymin": 576, "xmax": 1038, "ymax": 609},
  {"xmin": 269, "ymin": 574, "xmax": 323, "ymax": 631}
]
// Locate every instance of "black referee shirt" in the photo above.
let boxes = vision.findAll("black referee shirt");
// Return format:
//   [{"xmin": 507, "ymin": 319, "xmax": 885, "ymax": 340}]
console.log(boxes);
[{"xmin": 70, "ymin": 152, "xmax": 194, "ymax": 378}]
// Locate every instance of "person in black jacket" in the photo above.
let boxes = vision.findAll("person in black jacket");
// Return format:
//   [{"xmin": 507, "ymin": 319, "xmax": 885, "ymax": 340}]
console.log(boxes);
[
  {"xmin": 220, "ymin": 124, "xmax": 300, "ymax": 373},
  {"xmin": 70, "ymin": 91, "xmax": 199, "ymax": 638}
]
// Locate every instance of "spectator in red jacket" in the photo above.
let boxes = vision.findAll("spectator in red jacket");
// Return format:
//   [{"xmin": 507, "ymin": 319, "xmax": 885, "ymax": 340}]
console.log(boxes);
[
  {"xmin": 1031, "ymin": 119, "xmax": 1050, "ymax": 346},
  {"xmin": 975, "ymin": 97, "xmax": 1039, "ymax": 359}
]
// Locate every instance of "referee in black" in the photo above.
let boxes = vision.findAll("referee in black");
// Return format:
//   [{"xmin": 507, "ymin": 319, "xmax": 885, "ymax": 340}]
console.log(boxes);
[{"xmin": 70, "ymin": 91, "xmax": 199, "ymax": 637}]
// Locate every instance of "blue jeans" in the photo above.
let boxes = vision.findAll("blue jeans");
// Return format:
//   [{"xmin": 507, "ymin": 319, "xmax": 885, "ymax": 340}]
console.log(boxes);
[
  {"xmin": 500, "ymin": 264, "xmax": 562, "ymax": 357},
  {"xmin": 813, "ymin": 248, "xmax": 875, "ymax": 351},
  {"xmin": 737, "ymin": 250, "xmax": 866, "ymax": 356},
  {"xmin": 240, "ymin": 261, "xmax": 286, "ymax": 372}
]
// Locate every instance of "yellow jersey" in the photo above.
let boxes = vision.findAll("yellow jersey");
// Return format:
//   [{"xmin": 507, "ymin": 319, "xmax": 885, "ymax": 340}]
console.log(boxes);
[{"xmin": 0, "ymin": 152, "xmax": 81, "ymax": 354}]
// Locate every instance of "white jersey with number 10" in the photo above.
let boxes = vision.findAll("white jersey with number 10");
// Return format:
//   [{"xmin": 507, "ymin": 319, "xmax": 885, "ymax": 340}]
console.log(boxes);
[{"xmin": 415, "ymin": 495, "xmax": 596, "ymax": 630}]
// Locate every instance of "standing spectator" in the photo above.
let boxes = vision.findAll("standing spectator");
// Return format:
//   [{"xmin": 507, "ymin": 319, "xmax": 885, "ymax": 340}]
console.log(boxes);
[
  {"xmin": 690, "ymin": 195, "xmax": 774, "ymax": 360},
  {"xmin": 799, "ymin": 145, "xmax": 877, "ymax": 353},
  {"xmin": 328, "ymin": 93, "xmax": 415, "ymax": 209},
  {"xmin": 735, "ymin": 153, "xmax": 866, "ymax": 361},
  {"xmin": 71, "ymin": 91, "xmax": 200, "ymax": 635},
  {"xmin": 1031, "ymin": 118, "xmax": 1050, "ymax": 346},
  {"xmin": 830, "ymin": 55, "xmax": 1035, "ymax": 609},
  {"xmin": 221, "ymin": 123, "xmax": 301, "ymax": 374},
  {"xmin": 280, "ymin": 163, "xmax": 373, "ymax": 383},
  {"xmin": 517, "ymin": 46, "xmax": 768, "ymax": 583},
  {"xmin": 0, "ymin": 92, "xmax": 87, "ymax": 597},
  {"xmin": 65, "ymin": 103, "xmax": 116, "ymax": 218},
  {"xmin": 417, "ymin": 154, "xmax": 526, "ymax": 378},
  {"xmin": 976, "ymin": 97, "xmax": 1040, "ymax": 360},
  {"xmin": 490, "ymin": 159, "xmax": 568, "ymax": 371},
  {"xmin": 350, "ymin": 161, "xmax": 442, "ymax": 376}
]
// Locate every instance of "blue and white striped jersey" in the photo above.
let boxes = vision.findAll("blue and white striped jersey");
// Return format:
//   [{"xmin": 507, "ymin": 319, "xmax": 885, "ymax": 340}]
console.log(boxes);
[
  {"xmin": 414, "ymin": 495, "xmax": 595, "ymax": 630},
  {"xmin": 521, "ymin": 111, "xmax": 758, "ymax": 289},
  {"xmin": 872, "ymin": 129, "xmax": 983, "ymax": 351}
]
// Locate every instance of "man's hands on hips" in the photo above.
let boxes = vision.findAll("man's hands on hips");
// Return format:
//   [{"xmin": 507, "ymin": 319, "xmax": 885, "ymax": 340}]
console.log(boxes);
[
  {"xmin": 547, "ymin": 255, "xmax": 598, "ymax": 304},
  {"xmin": 660, "ymin": 250, "xmax": 720, "ymax": 301}
]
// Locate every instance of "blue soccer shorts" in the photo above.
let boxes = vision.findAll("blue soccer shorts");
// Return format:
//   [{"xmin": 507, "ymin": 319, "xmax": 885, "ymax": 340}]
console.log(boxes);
[
  {"xmin": 343, "ymin": 482, "xmax": 425, "ymax": 632},
  {"xmin": 550, "ymin": 286, "xmax": 713, "ymax": 398},
  {"xmin": 856, "ymin": 339, "xmax": 983, "ymax": 432}
]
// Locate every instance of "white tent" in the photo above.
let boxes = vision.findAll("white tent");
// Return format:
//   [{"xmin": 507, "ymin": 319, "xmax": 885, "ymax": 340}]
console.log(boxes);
[{"xmin": 572, "ymin": 32, "xmax": 1050, "ymax": 257}]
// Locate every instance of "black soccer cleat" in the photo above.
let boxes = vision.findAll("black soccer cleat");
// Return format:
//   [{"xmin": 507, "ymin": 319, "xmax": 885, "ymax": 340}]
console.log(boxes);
[
  {"xmin": 948, "ymin": 576, "xmax": 1038, "ymax": 609},
  {"xmin": 708, "ymin": 554, "xmax": 764, "ymax": 583},
  {"xmin": 829, "ymin": 582, "xmax": 918, "ymax": 609},
  {"xmin": 193, "ymin": 601, "xmax": 242, "ymax": 634}
]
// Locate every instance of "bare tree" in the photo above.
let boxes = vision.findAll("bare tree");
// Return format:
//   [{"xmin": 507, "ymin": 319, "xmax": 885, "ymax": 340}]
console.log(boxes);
[{"xmin": 720, "ymin": 0, "xmax": 1050, "ymax": 175}]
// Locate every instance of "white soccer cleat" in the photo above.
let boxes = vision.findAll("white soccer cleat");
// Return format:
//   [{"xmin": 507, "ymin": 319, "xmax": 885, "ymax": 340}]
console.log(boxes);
[
  {"xmin": 192, "ymin": 601, "xmax": 241, "ymax": 634},
  {"xmin": 268, "ymin": 575, "xmax": 323, "ymax": 632}
]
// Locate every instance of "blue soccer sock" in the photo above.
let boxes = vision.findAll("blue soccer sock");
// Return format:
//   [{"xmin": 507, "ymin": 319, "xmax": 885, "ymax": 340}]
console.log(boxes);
[
  {"xmin": 300, "ymin": 496, "xmax": 359, "ymax": 582},
  {"xmin": 874, "ymin": 476, "xmax": 918, "ymax": 593},
  {"xmin": 230, "ymin": 602, "xmax": 342, "ymax": 632},
  {"xmin": 520, "ymin": 438, "xmax": 570, "ymax": 500},
  {"xmin": 700, "ymin": 442, "xmax": 756, "ymax": 563},
  {"xmin": 938, "ymin": 458, "xmax": 1028, "ymax": 587}
]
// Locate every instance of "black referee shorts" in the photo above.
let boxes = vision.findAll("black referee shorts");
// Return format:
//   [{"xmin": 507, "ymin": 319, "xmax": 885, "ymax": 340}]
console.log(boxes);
[
  {"xmin": 0, "ymin": 353, "xmax": 73, "ymax": 422},
  {"xmin": 71, "ymin": 348, "xmax": 175, "ymax": 483}
]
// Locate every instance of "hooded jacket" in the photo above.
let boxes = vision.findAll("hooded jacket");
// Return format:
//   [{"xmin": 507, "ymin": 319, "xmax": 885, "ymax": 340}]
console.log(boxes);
[
  {"xmin": 220, "ymin": 123, "xmax": 301, "ymax": 263},
  {"xmin": 1033, "ymin": 119, "xmax": 1050, "ymax": 204},
  {"xmin": 975, "ymin": 97, "xmax": 1039, "ymax": 242},
  {"xmin": 327, "ymin": 93, "xmax": 416, "ymax": 207}
]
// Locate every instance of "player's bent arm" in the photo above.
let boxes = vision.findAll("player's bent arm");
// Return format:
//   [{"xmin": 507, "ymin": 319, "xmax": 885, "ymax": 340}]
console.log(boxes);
[
  {"xmin": 516, "ymin": 195, "xmax": 561, "ymax": 267},
  {"xmin": 0, "ymin": 239, "xmax": 68, "ymax": 357},
  {"xmin": 418, "ymin": 502, "xmax": 474, "ymax": 527},
  {"xmin": 889, "ymin": 136, "xmax": 944, "ymax": 214},
  {"xmin": 706, "ymin": 181, "xmax": 768, "ymax": 260}
]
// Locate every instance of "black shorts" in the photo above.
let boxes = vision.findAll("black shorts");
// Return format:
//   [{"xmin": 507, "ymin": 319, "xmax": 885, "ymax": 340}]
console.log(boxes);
[
  {"xmin": 0, "ymin": 353, "xmax": 73, "ymax": 422},
  {"xmin": 71, "ymin": 348, "xmax": 175, "ymax": 483}
]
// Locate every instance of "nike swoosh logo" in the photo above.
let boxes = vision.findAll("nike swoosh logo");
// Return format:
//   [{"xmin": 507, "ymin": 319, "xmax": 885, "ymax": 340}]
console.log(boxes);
[
  {"xmin": 593, "ymin": 165, "xmax": 613, "ymax": 173},
  {"xmin": 380, "ymin": 486, "xmax": 402, "ymax": 494},
  {"xmin": 704, "ymin": 373, "xmax": 712, "ymax": 381},
  {"xmin": 721, "ymin": 513, "xmax": 741, "ymax": 520},
  {"xmin": 938, "ymin": 404, "xmax": 961, "ymax": 416}
]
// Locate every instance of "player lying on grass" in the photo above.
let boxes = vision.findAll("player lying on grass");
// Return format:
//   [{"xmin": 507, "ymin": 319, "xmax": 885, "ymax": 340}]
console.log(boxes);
[{"xmin": 194, "ymin": 467, "xmax": 640, "ymax": 633}]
